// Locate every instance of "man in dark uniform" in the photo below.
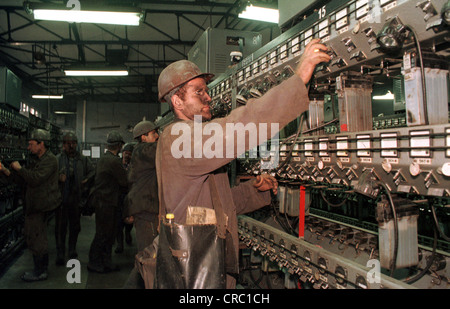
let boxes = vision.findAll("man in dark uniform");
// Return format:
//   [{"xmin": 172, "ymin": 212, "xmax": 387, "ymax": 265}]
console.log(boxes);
[
  {"xmin": 87, "ymin": 130, "xmax": 128, "ymax": 273},
  {"xmin": 0, "ymin": 129, "xmax": 61, "ymax": 282},
  {"xmin": 122, "ymin": 121, "xmax": 159, "ymax": 289},
  {"xmin": 55, "ymin": 131, "xmax": 95, "ymax": 265},
  {"xmin": 125, "ymin": 120, "xmax": 159, "ymax": 252}
]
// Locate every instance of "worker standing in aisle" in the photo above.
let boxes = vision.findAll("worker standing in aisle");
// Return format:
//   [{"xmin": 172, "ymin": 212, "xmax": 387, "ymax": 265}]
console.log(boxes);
[
  {"xmin": 55, "ymin": 131, "xmax": 95, "ymax": 265},
  {"xmin": 122, "ymin": 121, "xmax": 160, "ymax": 289},
  {"xmin": 87, "ymin": 130, "xmax": 128, "ymax": 273},
  {"xmin": 125, "ymin": 120, "xmax": 160, "ymax": 252},
  {"xmin": 0, "ymin": 129, "xmax": 61, "ymax": 282},
  {"xmin": 155, "ymin": 39, "xmax": 330, "ymax": 288}
]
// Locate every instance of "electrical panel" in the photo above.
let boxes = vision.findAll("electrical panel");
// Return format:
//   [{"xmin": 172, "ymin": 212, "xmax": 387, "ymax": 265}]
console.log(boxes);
[
  {"xmin": 204, "ymin": 0, "xmax": 450, "ymax": 289},
  {"xmin": 0, "ymin": 104, "xmax": 28, "ymax": 274},
  {"xmin": 0, "ymin": 93, "xmax": 61, "ymax": 275}
]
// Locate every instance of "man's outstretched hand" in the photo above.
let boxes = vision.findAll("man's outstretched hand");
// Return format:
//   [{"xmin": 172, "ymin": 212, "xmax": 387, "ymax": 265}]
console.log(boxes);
[
  {"xmin": 253, "ymin": 174, "xmax": 278, "ymax": 195},
  {"xmin": 296, "ymin": 38, "xmax": 331, "ymax": 85}
]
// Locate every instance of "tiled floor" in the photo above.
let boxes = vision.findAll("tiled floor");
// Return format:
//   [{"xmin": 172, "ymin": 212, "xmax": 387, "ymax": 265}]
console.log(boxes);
[{"xmin": 0, "ymin": 214, "xmax": 139, "ymax": 289}]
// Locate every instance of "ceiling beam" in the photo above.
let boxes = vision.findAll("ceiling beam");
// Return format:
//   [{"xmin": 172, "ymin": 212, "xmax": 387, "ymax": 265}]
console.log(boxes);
[
  {"xmin": 0, "ymin": 1, "xmax": 271, "ymax": 104},
  {"xmin": 70, "ymin": 23, "xmax": 86, "ymax": 63}
]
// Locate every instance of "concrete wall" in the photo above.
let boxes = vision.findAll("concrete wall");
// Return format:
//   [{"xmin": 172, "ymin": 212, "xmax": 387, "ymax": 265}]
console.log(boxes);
[{"xmin": 76, "ymin": 99, "xmax": 161, "ymax": 146}]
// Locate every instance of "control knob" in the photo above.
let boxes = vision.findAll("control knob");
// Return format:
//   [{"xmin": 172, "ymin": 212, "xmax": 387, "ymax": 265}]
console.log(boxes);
[
  {"xmin": 441, "ymin": 162, "xmax": 450, "ymax": 177},
  {"xmin": 409, "ymin": 162, "xmax": 422, "ymax": 177}
]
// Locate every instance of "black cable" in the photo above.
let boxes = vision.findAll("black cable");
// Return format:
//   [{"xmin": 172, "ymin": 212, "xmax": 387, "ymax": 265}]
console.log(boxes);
[
  {"xmin": 300, "ymin": 118, "xmax": 338, "ymax": 135},
  {"xmin": 284, "ymin": 210, "xmax": 293, "ymax": 230},
  {"xmin": 405, "ymin": 25, "xmax": 428, "ymax": 125},
  {"xmin": 431, "ymin": 204, "xmax": 450, "ymax": 242},
  {"xmin": 249, "ymin": 268, "xmax": 264, "ymax": 289},
  {"xmin": 270, "ymin": 199, "xmax": 292, "ymax": 234},
  {"xmin": 319, "ymin": 189, "xmax": 348, "ymax": 208},
  {"xmin": 404, "ymin": 222, "xmax": 437, "ymax": 284},
  {"xmin": 377, "ymin": 181, "xmax": 398, "ymax": 277}
]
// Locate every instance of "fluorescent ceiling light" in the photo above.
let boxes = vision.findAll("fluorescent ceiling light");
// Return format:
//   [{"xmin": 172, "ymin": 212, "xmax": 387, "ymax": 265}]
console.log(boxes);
[
  {"xmin": 373, "ymin": 91, "xmax": 395, "ymax": 100},
  {"xmin": 238, "ymin": 4, "xmax": 279, "ymax": 23},
  {"xmin": 32, "ymin": 94, "xmax": 64, "ymax": 99},
  {"xmin": 33, "ymin": 9, "xmax": 142, "ymax": 26},
  {"xmin": 64, "ymin": 69, "xmax": 129, "ymax": 77},
  {"xmin": 54, "ymin": 111, "xmax": 76, "ymax": 115},
  {"xmin": 25, "ymin": 2, "xmax": 143, "ymax": 26}
]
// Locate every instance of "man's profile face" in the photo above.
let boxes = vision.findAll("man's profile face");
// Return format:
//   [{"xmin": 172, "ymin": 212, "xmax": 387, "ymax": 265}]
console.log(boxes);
[
  {"xmin": 176, "ymin": 77, "xmax": 212, "ymax": 121},
  {"xmin": 28, "ymin": 140, "xmax": 43, "ymax": 155},
  {"xmin": 146, "ymin": 130, "xmax": 159, "ymax": 143},
  {"xmin": 122, "ymin": 150, "xmax": 132, "ymax": 164}
]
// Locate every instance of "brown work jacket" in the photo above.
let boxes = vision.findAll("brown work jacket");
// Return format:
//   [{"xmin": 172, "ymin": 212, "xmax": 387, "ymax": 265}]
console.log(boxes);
[
  {"xmin": 14, "ymin": 150, "xmax": 61, "ymax": 215},
  {"xmin": 90, "ymin": 150, "xmax": 128, "ymax": 208},
  {"xmin": 126, "ymin": 141, "xmax": 159, "ymax": 216}
]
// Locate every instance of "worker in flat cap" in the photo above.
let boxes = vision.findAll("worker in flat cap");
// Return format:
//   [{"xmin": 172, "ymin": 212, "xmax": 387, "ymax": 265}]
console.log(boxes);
[
  {"xmin": 0, "ymin": 128, "xmax": 61, "ymax": 282},
  {"xmin": 126, "ymin": 121, "xmax": 160, "ymax": 252},
  {"xmin": 121, "ymin": 121, "xmax": 160, "ymax": 288},
  {"xmin": 55, "ymin": 131, "xmax": 95, "ymax": 265},
  {"xmin": 87, "ymin": 130, "xmax": 128, "ymax": 273}
]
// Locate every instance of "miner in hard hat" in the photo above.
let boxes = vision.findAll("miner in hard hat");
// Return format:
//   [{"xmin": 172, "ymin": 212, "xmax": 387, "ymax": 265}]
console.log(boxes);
[
  {"xmin": 0, "ymin": 128, "xmax": 61, "ymax": 282},
  {"xmin": 55, "ymin": 131, "xmax": 95, "ymax": 266},
  {"xmin": 87, "ymin": 130, "xmax": 128, "ymax": 273},
  {"xmin": 120, "ymin": 121, "xmax": 161, "ymax": 288},
  {"xmin": 153, "ymin": 39, "xmax": 330, "ymax": 289},
  {"xmin": 125, "ymin": 120, "xmax": 159, "ymax": 252}
]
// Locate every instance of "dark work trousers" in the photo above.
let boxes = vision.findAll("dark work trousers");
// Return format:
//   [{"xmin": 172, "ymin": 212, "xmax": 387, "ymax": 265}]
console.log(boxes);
[
  {"xmin": 24, "ymin": 211, "xmax": 50, "ymax": 256},
  {"xmin": 116, "ymin": 219, "xmax": 133, "ymax": 250},
  {"xmin": 134, "ymin": 212, "xmax": 159, "ymax": 252},
  {"xmin": 24, "ymin": 211, "xmax": 51, "ymax": 273},
  {"xmin": 88, "ymin": 203, "xmax": 118, "ymax": 270},
  {"xmin": 115, "ymin": 197, "xmax": 133, "ymax": 251},
  {"xmin": 122, "ymin": 212, "xmax": 158, "ymax": 289},
  {"xmin": 55, "ymin": 192, "xmax": 81, "ymax": 259}
]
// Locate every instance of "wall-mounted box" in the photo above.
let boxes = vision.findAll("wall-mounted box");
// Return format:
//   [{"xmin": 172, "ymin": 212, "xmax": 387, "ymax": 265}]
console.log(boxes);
[
  {"xmin": 188, "ymin": 28, "xmax": 262, "ymax": 78},
  {"xmin": 0, "ymin": 67, "xmax": 22, "ymax": 111}
]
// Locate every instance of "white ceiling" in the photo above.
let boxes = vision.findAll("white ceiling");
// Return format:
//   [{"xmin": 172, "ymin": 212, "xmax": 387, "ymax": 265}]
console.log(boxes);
[{"xmin": 0, "ymin": 0, "xmax": 281, "ymax": 104}]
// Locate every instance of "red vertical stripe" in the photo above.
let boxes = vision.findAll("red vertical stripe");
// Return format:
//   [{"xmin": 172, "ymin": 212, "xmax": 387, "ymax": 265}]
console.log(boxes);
[{"xmin": 299, "ymin": 186, "xmax": 306, "ymax": 238}]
